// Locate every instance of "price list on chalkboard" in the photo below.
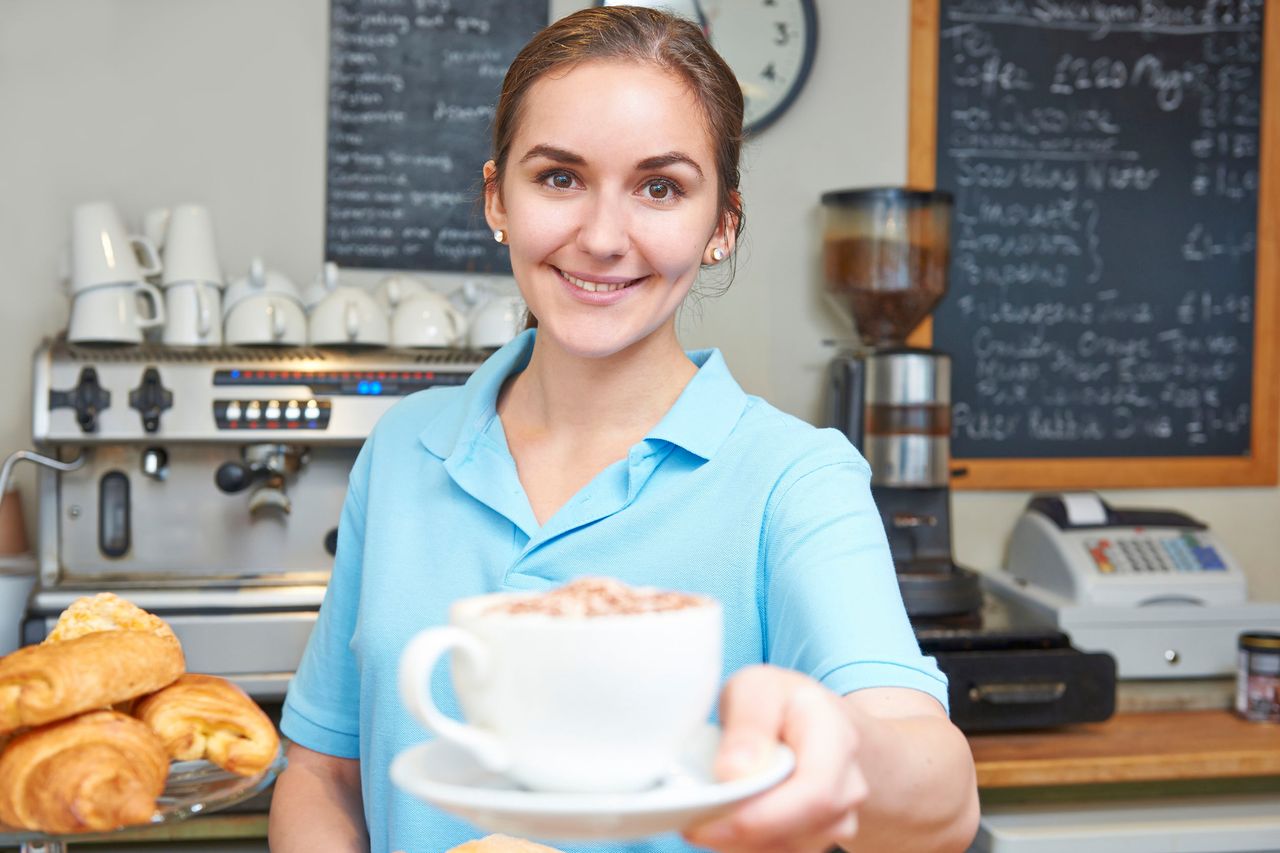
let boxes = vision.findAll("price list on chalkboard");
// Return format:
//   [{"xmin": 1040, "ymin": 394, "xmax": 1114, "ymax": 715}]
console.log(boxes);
[
  {"xmin": 325, "ymin": 0, "xmax": 546, "ymax": 272},
  {"xmin": 931, "ymin": 0, "xmax": 1264, "ymax": 459}
]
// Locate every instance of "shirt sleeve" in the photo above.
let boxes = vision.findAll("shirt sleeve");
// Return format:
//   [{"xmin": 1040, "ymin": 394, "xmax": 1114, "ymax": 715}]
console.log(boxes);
[
  {"xmin": 279, "ymin": 436, "xmax": 374, "ymax": 758},
  {"xmin": 760, "ymin": 431, "xmax": 950, "ymax": 712}
]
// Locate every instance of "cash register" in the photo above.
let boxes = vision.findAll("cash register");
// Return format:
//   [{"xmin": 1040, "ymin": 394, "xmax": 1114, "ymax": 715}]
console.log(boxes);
[{"xmin": 987, "ymin": 492, "xmax": 1280, "ymax": 679}]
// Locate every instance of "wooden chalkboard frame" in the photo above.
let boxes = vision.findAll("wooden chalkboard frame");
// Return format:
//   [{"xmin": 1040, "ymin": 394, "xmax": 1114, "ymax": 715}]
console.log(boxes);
[{"xmin": 908, "ymin": 0, "xmax": 1279, "ymax": 490}]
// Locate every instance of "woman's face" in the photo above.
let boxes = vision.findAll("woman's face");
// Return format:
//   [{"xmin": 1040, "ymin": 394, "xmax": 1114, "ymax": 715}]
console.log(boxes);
[{"xmin": 485, "ymin": 59, "xmax": 732, "ymax": 360}]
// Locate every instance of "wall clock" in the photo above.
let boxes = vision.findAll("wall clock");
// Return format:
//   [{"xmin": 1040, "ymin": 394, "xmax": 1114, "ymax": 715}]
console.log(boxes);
[{"xmin": 596, "ymin": 0, "xmax": 818, "ymax": 135}]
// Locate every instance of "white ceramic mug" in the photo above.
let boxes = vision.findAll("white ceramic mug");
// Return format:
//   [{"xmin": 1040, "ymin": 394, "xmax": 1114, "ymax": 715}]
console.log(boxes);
[
  {"xmin": 70, "ymin": 202, "xmax": 162, "ymax": 293},
  {"xmin": 224, "ymin": 293, "xmax": 306, "ymax": 346},
  {"xmin": 309, "ymin": 286, "xmax": 389, "ymax": 347},
  {"xmin": 163, "ymin": 281, "xmax": 222, "ymax": 346},
  {"xmin": 152, "ymin": 204, "xmax": 223, "ymax": 288},
  {"xmin": 390, "ymin": 291, "xmax": 466, "ymax": 348},
  {"xmin": 67, "ymin": 281, "xmax": 166, "ymax": 344},
  {"xmin": 468, "ymin": 294, "xmax": 527, "ymax": 349},
  {"xmin": 398, "ymin": 590, "xmax": 722, "ymax": 793}
]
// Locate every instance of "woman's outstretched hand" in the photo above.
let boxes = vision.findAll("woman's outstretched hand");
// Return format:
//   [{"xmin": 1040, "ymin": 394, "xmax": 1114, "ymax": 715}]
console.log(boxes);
[{"xmin": 683, "ymin": 665, "xmax": 866, "ymax": 853}]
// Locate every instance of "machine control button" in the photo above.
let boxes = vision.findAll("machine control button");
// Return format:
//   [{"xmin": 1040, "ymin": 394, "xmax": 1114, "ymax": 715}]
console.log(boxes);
[
  {"xmin": 265, "ymin": 401, "xmax": 282, "ymax": 421},
  {"xmin": 225, "ymin": 402, "xmax": 243, "ymax": 421},
  {"xmin": 304, "ymin": 401, "xmax": 322, "ymax": 420},
  {"xmin": 245, "ymin": 402, "xmax": 262, "ymax": 421},
  {"xmin": 49, "ymin": 367, "xmax": 111, "ymax": 434},
  {"xmin": 128, "ymin": 367, "xmax": 174, "ymax": 434},
  {"xmin": 285, "ymin": 401, "xmax": 302, "ymax": 420}
]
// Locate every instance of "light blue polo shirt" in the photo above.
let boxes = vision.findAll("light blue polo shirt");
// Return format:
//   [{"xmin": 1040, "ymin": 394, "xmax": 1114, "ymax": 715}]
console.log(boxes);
[{"xmin": 281, "ymin": 329, "xmax": 947, "ymax": 853}]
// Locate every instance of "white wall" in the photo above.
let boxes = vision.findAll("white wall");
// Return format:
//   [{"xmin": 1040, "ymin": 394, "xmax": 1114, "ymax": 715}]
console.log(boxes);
[{"xmin": 0, "ymin": 0, "xmax": 1276, "ymax": 598}]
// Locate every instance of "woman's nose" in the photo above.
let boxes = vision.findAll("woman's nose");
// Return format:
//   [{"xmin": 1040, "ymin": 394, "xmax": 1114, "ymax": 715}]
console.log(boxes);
[{"xmin": 575, "ymin": 192, "xmax": 631, "ymax": 258}]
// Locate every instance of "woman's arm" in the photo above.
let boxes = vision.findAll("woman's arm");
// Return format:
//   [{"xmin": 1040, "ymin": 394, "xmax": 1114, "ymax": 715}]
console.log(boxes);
[
  {"xmin": 268, "ymin": 742, "xmax": 368, "ymax": 853},
  {"xmin": 838, "ymin": 686, "xmax": 979, "ymax": 852},
  {"xmin": 686, "ymin": 666, "xmax": 979, "ymax": 853}
]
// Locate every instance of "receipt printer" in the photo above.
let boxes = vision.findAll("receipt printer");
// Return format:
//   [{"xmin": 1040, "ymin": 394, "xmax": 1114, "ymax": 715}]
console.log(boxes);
[{"xmin": 986, "ymin": 493, "xmax": 1280, "ymax": 679}]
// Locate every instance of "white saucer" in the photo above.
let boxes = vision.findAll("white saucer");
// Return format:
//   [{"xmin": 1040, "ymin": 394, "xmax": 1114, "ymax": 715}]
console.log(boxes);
[{"xmin": 390, "ymin": 723, "xmax": 795, "ymax": 841}]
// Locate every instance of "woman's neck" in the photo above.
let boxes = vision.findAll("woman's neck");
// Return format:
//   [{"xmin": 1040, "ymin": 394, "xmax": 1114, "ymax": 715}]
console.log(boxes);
[{"xmin": 498, "ymin": 324, "xmax": 698, "ymax": 442}]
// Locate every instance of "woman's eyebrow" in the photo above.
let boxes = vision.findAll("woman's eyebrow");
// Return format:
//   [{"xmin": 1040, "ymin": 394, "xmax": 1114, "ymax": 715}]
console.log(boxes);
[
  {"xmin": 636, "ymin": 152, "xmax": 704, "ymax": 180},
  {"xmin": 519, "ymin": 144, "xmax": 585, "ymax": 165}
]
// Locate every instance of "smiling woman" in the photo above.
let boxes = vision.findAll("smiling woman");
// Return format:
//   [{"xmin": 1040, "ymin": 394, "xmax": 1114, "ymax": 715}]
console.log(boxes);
[{"xmin": 269, "ymin": 7, "xmax": 978, "ymax": 853}]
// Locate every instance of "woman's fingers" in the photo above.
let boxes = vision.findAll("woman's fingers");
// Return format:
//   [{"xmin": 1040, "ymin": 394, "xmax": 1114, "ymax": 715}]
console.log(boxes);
[{"xmin": 687, "ymin": 673, "xmax": 865, "ymax": 852}]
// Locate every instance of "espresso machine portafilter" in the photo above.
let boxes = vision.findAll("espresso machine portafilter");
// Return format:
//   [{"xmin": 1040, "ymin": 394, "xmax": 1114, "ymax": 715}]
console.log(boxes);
[{"xmin": 822, "ymin": 188, "xmax": 982, "ymax": 622}]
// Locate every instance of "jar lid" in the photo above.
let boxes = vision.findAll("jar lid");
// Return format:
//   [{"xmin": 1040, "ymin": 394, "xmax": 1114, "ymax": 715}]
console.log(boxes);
[{"xmin": 1240, "ymin": 631, "xmax": 1280, "ymax": 650}]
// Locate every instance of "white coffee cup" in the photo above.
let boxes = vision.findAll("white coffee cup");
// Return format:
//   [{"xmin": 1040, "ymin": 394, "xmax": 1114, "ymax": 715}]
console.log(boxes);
[
  {"xmin": 224, "ymin": 258, "xmax": 302, "ymax": 318},
  {"xmin": 468, "ymin": 294, "xmax": 527, "ymax": 349},
  {"xmin": 70, "ymin": 202, "xmax": 162, "ymax": 293},
  {"xmin": 374, "ymin": 274, "xmax": 430, "ymax": 313},
  {"xmin": 163, "ymin": 281, "xmax": 222, "ymax": 346},
  {"xmin": 399, "ymin": 589, "xmax": 723, "ymax": 793},
  {"xmin": 150, "ymin": 204, "xmax": 223, "ymax": 288},
  {"xmin": 224, "ymin": 293, "xmax": 307, "ymax": 346},
  {"xmin": 391, "ymin": 291, "xmax": 466, "ymax": 348},
  {"xmin": 309, "ymin": 285, "xmax": 389, "ymax": 347},
  {"xmin": 67, "ymin": 281, "xmax": 166, "ymax": 344}
]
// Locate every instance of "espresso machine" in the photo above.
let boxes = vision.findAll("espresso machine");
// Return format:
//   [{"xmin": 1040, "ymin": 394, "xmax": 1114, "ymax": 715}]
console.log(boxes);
[
  {"xmin": 821, "ymin": 188, "xmax": 1115, "ymax": 731},
  {"xmin": 5, "ymin": 338, "xmax": 484, "ymax": 701}
]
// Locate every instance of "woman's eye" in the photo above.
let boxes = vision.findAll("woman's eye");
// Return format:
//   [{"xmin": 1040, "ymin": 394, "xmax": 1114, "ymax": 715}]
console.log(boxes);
[
  {"xmin": 537, "ymin": 170, "xmax": 577, "ymax": 190},
  {"xmin": 644, "ymin": 180, "xmax": 679, "ymax": 201}
]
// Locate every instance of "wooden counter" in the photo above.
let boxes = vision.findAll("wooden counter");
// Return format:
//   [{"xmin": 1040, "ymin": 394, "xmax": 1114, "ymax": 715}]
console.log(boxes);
[{"xmin": 969, "ymin": 710, "xmax": 1280, "ymax": 790}]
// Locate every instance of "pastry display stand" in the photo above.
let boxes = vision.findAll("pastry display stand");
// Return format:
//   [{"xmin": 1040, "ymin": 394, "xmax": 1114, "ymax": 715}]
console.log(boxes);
[{"xmin": 0, "ymin": 752, "xmax": 285, "ymax": 853}]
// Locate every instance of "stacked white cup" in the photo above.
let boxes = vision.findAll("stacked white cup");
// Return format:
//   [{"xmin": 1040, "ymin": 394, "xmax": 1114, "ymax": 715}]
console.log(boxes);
[
  {"xmin": 378, "ymin": 274, "xmax": 467, "ymax": 349},
  {"xmin": 66, "ymin": 202, "xmax": 166, "ymax": 345},
  {"xmin": 308, "ymin": 262, "xmax": 390, "ymax": 348},
  {"xmin": 146, "ymin": 204, "xmax": 225, "ymax": 346},
  {"xmin": 224, "ymin": 259, "xmax": 307, "ymax": 346}
]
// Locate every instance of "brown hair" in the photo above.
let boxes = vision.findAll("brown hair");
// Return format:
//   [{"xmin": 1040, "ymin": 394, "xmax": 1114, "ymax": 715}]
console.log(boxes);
[{"xmin": 487, "ymin": 5, "xmax": 746, "ymax": 248}]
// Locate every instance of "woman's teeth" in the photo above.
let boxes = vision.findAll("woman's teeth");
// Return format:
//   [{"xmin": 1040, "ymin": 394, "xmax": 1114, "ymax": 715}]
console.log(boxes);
[{"xmin": 560, "ymin": 270, "xmax": 638, "ymax": 293}]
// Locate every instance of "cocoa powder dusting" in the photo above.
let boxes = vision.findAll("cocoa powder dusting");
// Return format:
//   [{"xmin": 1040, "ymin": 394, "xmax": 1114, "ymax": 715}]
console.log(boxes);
[{"xmin": 487, "ymin": 577, "xmax": 703, "ymax": 618}]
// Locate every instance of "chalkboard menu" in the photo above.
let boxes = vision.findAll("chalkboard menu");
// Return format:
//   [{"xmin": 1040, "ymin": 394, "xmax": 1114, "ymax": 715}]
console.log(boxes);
[
  {"xmin": 909, "ymin": 0, "xmax": 1279, "ymax": 487},
  {"xmin": 325, "ymin": 0, "xmax": 547, "ymax": 272}
]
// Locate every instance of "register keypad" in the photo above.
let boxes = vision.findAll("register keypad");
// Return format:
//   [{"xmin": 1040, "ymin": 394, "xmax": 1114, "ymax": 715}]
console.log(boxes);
[{"xmin": 1085, "ymin": 534, "xmax": 1226, "ymax": 575}]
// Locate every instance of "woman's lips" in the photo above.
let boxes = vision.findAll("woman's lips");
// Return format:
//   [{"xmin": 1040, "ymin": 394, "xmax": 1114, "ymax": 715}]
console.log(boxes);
[{"xmin": 554, "ymin": 267, "xmax": 647, "ymax": 304}]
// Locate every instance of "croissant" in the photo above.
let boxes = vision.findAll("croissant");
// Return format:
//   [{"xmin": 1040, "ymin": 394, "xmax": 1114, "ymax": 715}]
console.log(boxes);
[
  {"xmin": 0, "ymin": 630, "xmax": 185, "ymax": 734},
  {"xmin": 0, "ymin": 710, "xmax": 168, "ymax": 833},
  {"xmin": 132, "ymin": 674, "xmax": 279, "ymax": 776},
  {"xmin": 43, "ymin": 591, "xmax": 178, "ymax": 645},
  {"xmin": 447, "ymin": 837, "xmax": 566, "ymax": 853}
]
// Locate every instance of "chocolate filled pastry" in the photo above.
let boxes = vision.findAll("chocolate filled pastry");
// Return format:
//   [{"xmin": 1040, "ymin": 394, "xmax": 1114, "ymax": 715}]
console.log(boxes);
[
  {"xmin": 0, "ymin": 630, "xmax": 185, "ymax": 734},
  {"xmin": 447, "ymin": 836, "xmax": 566, "ymax": 853},
  {"xmin": 132, "ymin": 674, "xmax": 279, "ymax": 776},
  {"xmin": 0, "ymin": 710, "xmax": 168, "ymax": 833}
]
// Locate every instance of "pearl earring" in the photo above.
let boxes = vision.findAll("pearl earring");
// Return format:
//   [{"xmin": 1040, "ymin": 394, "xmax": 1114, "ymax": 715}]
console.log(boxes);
[
  {"xmin": 711, "ymin": 246, "xmax": 726, "ymax": 262},
  {"xmin": 493, "ymin": 229, "xmax": 506, "ymax": 244}
]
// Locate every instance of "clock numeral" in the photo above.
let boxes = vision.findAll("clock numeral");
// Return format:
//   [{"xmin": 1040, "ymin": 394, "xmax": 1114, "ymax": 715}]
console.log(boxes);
[
  {"xmin": 774, "ymin": 21, "xmax": 791, "ymax": 46},
  {"xmin": 762, "ymin": 0, "xmax": 777, "ymax": 6},
  {"xmin": 761, "ymin": 62, "xmax": 777, "ymax": 81}
]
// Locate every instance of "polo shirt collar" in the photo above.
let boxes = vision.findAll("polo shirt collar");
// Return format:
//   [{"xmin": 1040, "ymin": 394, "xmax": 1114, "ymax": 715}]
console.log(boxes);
[
  {"xmin": 417, "ymin": 329, "xmax": 748, "ymax": 462},
  {"xmin": 644, "ymin": 347, "xmax": 747, "ymax": 460}
]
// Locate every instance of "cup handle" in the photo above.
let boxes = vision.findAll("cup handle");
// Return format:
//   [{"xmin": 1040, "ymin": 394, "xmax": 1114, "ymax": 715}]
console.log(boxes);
[
  {"xmin": 196, "ymin": 282, "xmax": 213, "ymax": 336},
  {"xmin": 398, "ymin": 626, "xmax": 510, "ymax": 773},
  {"xmin": 446, "ymin": 307, "xmax": 467, "ymax": 344},
  {"xmin": 344, "ymin": 302, "xmax": 359, "ymax": 340},
  {"xmin": 131, "ymin": 236, "xmax": 163, "ymax": 278},
  {"xmin": 134, "ymin": 282, "xmax": 166, "ymax": 329},
  {"xmin": 269, "ymin": 301, "xmax": 286, "ymax": 340}
]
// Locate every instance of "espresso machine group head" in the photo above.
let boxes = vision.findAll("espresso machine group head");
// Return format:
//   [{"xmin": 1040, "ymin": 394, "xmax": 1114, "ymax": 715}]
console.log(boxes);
[{"xmin": 820, "ymin": 188, "xmax": 982, "ymax": 622}]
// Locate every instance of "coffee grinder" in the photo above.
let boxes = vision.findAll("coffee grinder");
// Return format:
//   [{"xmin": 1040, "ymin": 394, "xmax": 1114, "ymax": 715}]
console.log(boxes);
[{"xmin": 821, "ymin": 188, "xmax": 982, "ymax": 623}]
